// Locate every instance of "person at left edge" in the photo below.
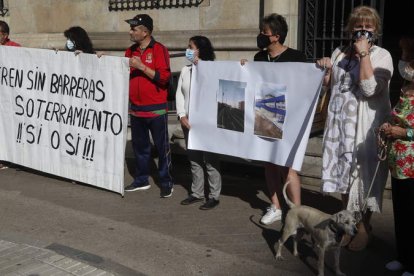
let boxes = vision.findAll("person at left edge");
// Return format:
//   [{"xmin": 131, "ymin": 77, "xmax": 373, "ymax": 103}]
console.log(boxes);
[
  {"xmin": 124, "ymin": 14, "xmax": 174, "ymax": 198},
  {"xmin": 0, "ymin": 20, "xmax": 20, "ymax": 47},
  {"xmin": 0, "ymin": 20, "xmax": 21, "ymax": 171}
]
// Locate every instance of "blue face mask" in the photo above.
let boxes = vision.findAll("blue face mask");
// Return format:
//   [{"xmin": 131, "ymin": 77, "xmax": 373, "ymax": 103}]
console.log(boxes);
[
  {"xmin": 185, "ymin": 48, "xmax": 195, "ymax": 62},
  {"xmin": 66, "ymin": 39, "xmax": 76, "ymax": 51}
]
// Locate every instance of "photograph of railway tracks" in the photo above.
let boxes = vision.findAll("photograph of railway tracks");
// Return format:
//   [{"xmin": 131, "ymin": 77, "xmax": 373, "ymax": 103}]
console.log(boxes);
[
  {"xmin": 216, "ymin": 79, "xmax": 246, "ymax": 132},
  {"xmin": 254, "ymin": 83, "xmax": 287, "ymax": 139}
]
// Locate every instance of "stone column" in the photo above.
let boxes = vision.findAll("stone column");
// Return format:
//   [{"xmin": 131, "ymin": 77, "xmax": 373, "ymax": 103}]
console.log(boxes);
[{"xmin": 262, "ymin": 0, "xmax": 300, "ymax": 49}]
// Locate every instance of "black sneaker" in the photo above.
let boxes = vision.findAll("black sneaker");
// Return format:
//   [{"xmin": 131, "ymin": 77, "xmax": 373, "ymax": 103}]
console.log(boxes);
[
  {"xmin": 199, "ymin": 198, "xmax": 220, "ymax": 210},
  {"xmin": 124, "ymin": 182, "xmax": 151, "ymax": 192},
  {"xmin": 181, "ymin": 195, "xmax": 204, "ymax": 205},
  {"xmin": 160, "ymin": 187, "xmax": 173, "ymax": 198}
]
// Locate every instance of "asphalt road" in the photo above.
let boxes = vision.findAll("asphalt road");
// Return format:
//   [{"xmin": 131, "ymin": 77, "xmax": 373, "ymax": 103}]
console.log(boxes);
[{"xmin": 0, "ymin": 153, "xmax": 401, "ymax": 276}]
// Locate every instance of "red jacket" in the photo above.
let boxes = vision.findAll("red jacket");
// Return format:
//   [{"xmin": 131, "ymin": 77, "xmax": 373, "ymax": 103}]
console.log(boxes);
[
  {"xmin": 125, "ymin": 38, "xmax": 171, "ymax": 112},
  {"xmin": 3, "ymin": 39, "xmax": 21, "ymax": 47}
]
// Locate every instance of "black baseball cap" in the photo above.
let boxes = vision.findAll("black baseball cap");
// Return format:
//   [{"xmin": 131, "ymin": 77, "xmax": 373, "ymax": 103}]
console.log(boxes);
[{"xmin": 125, "ymin": 14, "xmax": 153, "ymax": 32}]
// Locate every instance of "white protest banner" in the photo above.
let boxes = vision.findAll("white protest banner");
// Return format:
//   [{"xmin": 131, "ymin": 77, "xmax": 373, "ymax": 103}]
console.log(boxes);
[
  {"xmin": 0, "ymin": 47, "xmax": 129, "ymax": 195},
  {"xmin": 188, "ymin": 61, "xmax": 324, "ymax": 171}
]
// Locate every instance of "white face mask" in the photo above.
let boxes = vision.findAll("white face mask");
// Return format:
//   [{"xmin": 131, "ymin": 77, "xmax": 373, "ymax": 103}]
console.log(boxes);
[
  {"xmin": 398, "ymin": 60, "xmax": 414, "ymax": 81},
  {"xmin": 185, "ymin": 48, "xmax": 195, "ymax": 62},
  {"xmin": 66, "ymin": 39, "xmax": 75, "ymax": 51}
]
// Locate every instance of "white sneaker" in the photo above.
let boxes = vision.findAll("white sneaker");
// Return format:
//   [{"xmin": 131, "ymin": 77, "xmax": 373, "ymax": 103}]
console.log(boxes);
[
  {"xmin": 260, "ymin": 205, "xmax": 282, "ymax": 225},
  {"xmin": 386, "ymin": 260, "xmax": 404, "ymax": 271},
  {"xmin": 402, "ymin": 272, "xmax": 414, "ymax": 276}
]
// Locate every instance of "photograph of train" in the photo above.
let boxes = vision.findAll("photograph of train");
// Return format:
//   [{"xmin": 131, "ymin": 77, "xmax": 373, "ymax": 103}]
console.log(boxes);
[{"xmin": 216, "ymin": 79, "xmax": 246, "ymax": 132}]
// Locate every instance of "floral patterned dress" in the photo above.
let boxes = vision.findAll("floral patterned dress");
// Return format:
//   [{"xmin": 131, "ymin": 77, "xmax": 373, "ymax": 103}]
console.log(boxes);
[{"xmin": 388, "ymin": 90, "xmax": 414, "ymax": 179}]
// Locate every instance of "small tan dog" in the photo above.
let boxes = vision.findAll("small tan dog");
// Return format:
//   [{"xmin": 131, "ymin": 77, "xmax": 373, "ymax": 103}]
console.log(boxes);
[{"xmin": 276, "ymin": 182, "xmax": 360, "ymax": 276}]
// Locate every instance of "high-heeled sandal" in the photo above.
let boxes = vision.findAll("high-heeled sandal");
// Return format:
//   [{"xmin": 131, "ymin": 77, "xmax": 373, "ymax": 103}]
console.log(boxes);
[
  {"xmin": 347, "ymin": 222, "xmax": 372, "ymax": 251},
  {"xmin": 340, "ymin": 234, "xmax": 352, "ymax": 247}
]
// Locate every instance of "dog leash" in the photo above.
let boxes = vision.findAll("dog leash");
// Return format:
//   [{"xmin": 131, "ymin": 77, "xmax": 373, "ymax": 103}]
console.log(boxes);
[{"xmin": 361, "ymin": 128, "xmax": 388, "ymax": 211}]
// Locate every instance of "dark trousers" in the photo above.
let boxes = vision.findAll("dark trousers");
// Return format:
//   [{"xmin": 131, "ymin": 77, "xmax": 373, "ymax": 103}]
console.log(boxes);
[
  {"xmin": 130, "ymin": 114, "xmax": 173, "ymax": 189},
  {"xmin": 391, "ymin": 177, "xmax": 414, "ymax": 272}
]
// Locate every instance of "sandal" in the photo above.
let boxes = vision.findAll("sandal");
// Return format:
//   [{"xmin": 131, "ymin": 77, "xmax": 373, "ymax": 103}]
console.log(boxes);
[
  {"xmin": 347, "ymin": 222, "xmax": 372, "ymax": 251},
  {"xmin": 340, "ymin": 234, "xmax": 352, "ymax": 247}
]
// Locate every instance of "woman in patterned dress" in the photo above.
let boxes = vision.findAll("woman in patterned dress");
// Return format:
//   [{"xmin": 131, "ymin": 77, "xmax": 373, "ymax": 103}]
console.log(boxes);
[{"xmin": 316, "ymin": 5, "xmax": 393, "ymax": 251}]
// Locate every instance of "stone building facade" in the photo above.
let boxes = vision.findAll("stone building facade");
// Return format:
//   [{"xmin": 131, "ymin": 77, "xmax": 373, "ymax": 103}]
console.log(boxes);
[{"xmin": 1, "ymin": 0, "xmax": 300, "ymax": 72}]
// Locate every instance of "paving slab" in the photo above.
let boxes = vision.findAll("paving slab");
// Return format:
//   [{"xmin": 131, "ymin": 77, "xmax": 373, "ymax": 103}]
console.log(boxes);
[{"xmin": 0, "ymin": 240, "xmax": 113, "ymax": 276}]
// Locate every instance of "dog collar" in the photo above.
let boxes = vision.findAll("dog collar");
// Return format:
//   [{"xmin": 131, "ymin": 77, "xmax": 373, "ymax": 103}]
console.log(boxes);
[{"xmin": 329, "ymin": 222, "xmax": 345, "ymax": 243}]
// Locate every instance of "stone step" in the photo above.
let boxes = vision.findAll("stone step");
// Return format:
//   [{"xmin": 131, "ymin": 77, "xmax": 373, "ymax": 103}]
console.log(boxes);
[
  {"xmin": 305, "ymin": 134, "xmax": 323, "ymax": 157},
  {"xmin": 299, "ymin": 135, "xmax": 392, "ymax": 199},
  {"xmin": 129, "ymin": 114, "xmax": 392, "ymax": 199},
  {"xmin": 300, "ymin": 135, "xmax": 323, "ymax": 182}
]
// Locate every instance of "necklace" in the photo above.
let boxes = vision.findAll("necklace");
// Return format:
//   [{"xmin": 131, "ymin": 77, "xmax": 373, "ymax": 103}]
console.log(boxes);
[
  {"xmin": 139, "ymin": 43, "xmax": 149, "ymax": 52},
  {"xmin": 267, "ymin": 47, "xmax": 286, "ymax": 62},
  {"xmin": 268, "ymin": 51, "xmax": 283, "ymax": 62}
]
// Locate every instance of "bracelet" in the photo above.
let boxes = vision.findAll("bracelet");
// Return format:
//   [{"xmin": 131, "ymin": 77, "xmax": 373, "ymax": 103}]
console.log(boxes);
[{"xmin": 407, "ymin": 128, "xmax": 414, "ymax": 141}]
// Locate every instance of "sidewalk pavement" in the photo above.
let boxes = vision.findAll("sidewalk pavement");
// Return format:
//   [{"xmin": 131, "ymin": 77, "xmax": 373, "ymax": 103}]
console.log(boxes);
[
  {"xmin": 0, "ymin": 153, "xmax": 401, "ymax": 276},
  {"xmin": 0, "ymin": 239, "xmax": 114, "ymax": 276}
]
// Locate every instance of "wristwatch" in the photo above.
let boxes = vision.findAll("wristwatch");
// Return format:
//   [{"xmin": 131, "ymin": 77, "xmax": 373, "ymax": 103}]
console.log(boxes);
[
  {"xmin": 407, "ymin": 128, "xmax": 414, "ymax": 141},
  {"xmin": 359, "ymin": 51, "xmax": 369, "ymax": 58}
]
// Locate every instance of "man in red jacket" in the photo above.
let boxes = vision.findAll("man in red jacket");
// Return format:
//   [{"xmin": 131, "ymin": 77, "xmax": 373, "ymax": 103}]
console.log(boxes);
[
  {"xmin": 0, "ymin": 20, "xmax": 20, "ymax": 170},
  {"xmin": 124, "ymin": 14, "xmax": 174, "ymax": 197}
]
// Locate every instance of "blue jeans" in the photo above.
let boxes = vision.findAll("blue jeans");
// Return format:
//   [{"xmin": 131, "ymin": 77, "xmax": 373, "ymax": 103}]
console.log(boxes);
[{"xmin": 130, "ymin": 114, "xmax": 173, "ymax": 189}]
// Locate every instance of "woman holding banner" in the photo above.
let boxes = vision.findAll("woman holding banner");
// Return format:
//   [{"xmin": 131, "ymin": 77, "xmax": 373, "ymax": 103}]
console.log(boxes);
[
  {"xmin": 316, "ymin": 5, "xmax": 393, "ymax": 251},
  {"xmin": 176, "ymin": 36, "xmax": 222, "ymax": 210},
  {"xmin": 63, "ymin": 26, "xmax": 95, "ymax": 54},
  {"xmin": 242, "ymin": 13, "xmax": 307, "ymax": 225}
]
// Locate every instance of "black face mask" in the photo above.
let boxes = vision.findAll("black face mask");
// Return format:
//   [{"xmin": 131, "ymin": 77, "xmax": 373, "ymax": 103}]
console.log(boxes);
[
  {"xmin": 257, "ymin": 33, "xmax": 272, "ymax": 49},
  {"xmin": 352, "ymin": 30, "xmax": 374, "ymax": 43}
]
